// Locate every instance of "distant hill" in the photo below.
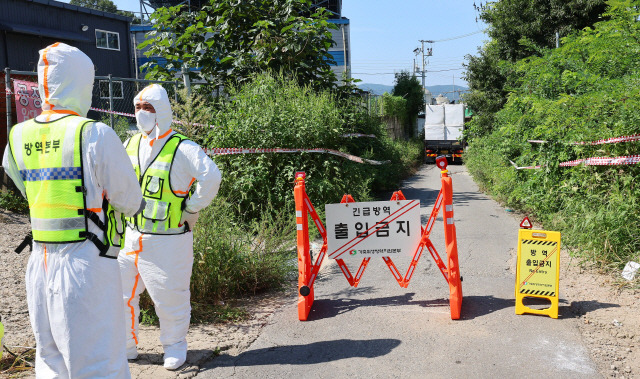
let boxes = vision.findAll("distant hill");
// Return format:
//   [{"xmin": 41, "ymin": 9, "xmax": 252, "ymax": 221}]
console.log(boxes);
[
  {"xmin": 358, "ymin": 83, "xmax": 469, "ymax": 102},
  {"xmin": 358, "ymin": 83, "xmax": 394, "ymax": 95}
]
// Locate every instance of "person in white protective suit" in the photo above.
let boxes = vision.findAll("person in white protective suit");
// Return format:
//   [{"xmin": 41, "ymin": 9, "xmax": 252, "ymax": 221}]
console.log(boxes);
[
  {"xmin": 119, "ymin": 84, "xmax": 222, "ymax": 370},
  {"xmin": 2, "ymin": 42, "xmax": 143, "ymax": 378}
]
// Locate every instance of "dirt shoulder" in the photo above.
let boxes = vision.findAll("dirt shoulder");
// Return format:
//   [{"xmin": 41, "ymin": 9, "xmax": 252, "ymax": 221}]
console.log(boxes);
[
  {"xmin": 561, "ymin": 251, "xmax": 640, "ymax": 378},
  {"xmin": 1, "ymin": 209, "xmax": 638, "ymax": 378}
]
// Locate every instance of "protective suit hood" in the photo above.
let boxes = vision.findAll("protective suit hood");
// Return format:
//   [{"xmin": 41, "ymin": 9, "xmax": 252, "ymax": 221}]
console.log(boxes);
[
  {"xmin": 38, "ymin": 42, "xmax": 94, "ymax": 117},
  {"xmin": 133, "ymin": 84, "xmax": 173, "ymax": 138}
]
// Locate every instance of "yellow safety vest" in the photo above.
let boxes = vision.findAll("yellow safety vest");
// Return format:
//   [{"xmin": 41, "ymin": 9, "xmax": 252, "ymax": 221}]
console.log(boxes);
[
  {"xmin": 8, "ymin": 115, "xmax": 124, "ymax": 257},
  {"xmin": 125, "ymin": 132, "xmax": 190, "ymax": 234}
]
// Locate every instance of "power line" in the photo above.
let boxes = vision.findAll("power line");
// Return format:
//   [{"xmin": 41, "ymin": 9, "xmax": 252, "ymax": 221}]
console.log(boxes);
[
  {"xmin": 352, "ymin": 67, "xmax": 465, "ymax": 75},
  {"xmin": 426, "ymin": 30, "xmax": 485, "ymax": 43}
]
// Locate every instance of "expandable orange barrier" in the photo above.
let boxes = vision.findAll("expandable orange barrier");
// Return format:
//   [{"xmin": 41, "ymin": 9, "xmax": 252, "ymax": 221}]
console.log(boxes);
[{"xmin": 294, "ymin": 156, "xmax": 462, "ymax": 320}]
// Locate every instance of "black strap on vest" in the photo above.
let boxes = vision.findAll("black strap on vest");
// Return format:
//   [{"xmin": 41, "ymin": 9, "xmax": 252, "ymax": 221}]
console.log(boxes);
[
  {"xmin": 79, "ymin": 208, "xmax": 106, "ymax": 231},
  {"xmin": 77, "ymin": 197, "xmax": 116, "ymax": 258},
  {"xmin": 79, "ymin": 231, "xmax": 112, "ymax": 258}
]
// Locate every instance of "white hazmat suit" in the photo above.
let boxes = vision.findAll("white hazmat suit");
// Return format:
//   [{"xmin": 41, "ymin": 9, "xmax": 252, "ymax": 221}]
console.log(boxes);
[
  {"xmin": 2, "ymin": 42, "xmax": 141, "ymax": 378},
  {"xmin": 119, "ymin": 84, "xmax": 222, "ymax": 370}
]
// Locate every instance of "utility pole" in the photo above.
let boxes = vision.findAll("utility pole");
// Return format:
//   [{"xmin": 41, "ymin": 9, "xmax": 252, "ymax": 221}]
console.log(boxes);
[{"xmin": 415, "ymin": 40, "xmax": 433, "ymax": 102}]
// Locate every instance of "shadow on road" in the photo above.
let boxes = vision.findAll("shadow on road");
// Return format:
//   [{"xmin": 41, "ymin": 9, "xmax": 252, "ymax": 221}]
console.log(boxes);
[
  {"xmin": 452, "ymin": 191, "xmax": 490, "ymax": 207},
  {"xmin": 208, "ymin": 338, "xmax": 401, "ymax": 368},
  {"xmin": 461, "ymin": 295, "xmax": 515, "ymax": 320},
  {"xmin": 461, "ymin": 296, "xmax": 619, "ymax": 320},
  {"xmin": 306, "ymin": 292, "xmax": 451, "ymax": 320},
  {"xmin": 386, "ymin": 187, "xmax": 440, "ymax": 203},
  {"xmin": 560, "ymin": 300, "xmax": 620, "ymax": 319}
]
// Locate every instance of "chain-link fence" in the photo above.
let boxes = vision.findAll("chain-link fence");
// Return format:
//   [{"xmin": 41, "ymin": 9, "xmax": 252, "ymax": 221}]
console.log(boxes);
[{"xmin": 4, "ymin": 69, "xmax": 182, "ymax": 131}]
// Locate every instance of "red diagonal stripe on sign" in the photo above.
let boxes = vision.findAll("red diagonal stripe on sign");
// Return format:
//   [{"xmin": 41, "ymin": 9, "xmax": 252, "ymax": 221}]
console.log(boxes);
[
  {"xmin": 519, "ymin": 245, "xmax": 558, "ymax": 290},
  {"xmin": 330, "ymin": 201, "xmax": 420, "ymax": 260}
]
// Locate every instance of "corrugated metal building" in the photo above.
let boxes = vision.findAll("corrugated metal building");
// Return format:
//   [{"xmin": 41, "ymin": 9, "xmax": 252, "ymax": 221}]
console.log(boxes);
[
  {"xmin": 0, "ymin": 0, "xmax": 133, "ymax": 74},
  {"xmin": 313, "ymin": 0, "xmax": 351, "ymax": 85},
  {"xmin": 1, "ymin": 0, "xmax": 133, "ymax": 163}
]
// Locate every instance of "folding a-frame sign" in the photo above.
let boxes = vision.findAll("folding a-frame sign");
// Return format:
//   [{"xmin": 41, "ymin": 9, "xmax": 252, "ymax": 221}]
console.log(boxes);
[{"xmin": 294, "ymin": 157, "xmax": 463, "ymax": 320}]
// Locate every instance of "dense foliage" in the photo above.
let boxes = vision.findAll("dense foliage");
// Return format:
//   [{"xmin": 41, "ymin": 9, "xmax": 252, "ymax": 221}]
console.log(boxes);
[
  {"xmin": 198, "ymin": 73, "xmax": 422, "ymax": 219},
  {"xmin": 391, "ymin": 71, "xmax": 424, "ymax": 137},
  {"xmin": 481, "ymin": 0, "xmax": 607, "ymax": 61},
  {"xmin": 140, "ymin": 0, "xmax": 338, "ymax": 90},
  {"xmin": 465, "ymin": 1, "xmax": 640, "ymax": 269},
  {"xmin": 464, "ymin": 0, "xmax": 607, "ymax": 137},
  {"xmin": 190, "ymin": 197, "xmax": 295, "ymax": 304}
]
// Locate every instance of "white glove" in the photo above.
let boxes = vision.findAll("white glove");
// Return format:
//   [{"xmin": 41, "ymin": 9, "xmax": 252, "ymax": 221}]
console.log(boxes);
[{"xmin": 179, "ymin": 210, "xmax": 199, "ymax": 231}]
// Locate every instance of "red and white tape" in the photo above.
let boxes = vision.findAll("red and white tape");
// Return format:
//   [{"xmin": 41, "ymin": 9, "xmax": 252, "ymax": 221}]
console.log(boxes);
[
  {"xmin": 528, "ymin": 133, "xmax": 640, "ymax": 146},
  {"xmin": 574, "ymin": 134, "xmax": 640, "ymax": 146},
  {"xmin": 341, "ymin": 133, "xmax": 377, "ymax": 138},
  {"xmin": 559, "ymin": 155, "xmax": 640, "ymax": 167},
  {"xmin": 512, "ymin": 155, "xmax": 640, "ymax": 169},
  {"xmin": 87, "ymin": 107, "xmax": 380, "ymax": 137},
  {"xmin": 8, "ymin": 89, "xmax": 382, "ymax": 137},
  {"xmin": 203, "ymin": 147, "xmax": 390, "ymax": 165},
  {"xmin": 509, "ymin": 160, "xmax": 543, "ymax": 170},
  {"xmin": 89, "ymin": 107, "xmax": 134, "ymax": 118}
]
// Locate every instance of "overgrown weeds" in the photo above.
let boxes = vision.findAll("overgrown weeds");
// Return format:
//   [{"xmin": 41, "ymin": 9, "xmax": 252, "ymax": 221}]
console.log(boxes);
[
  {"xmin": 190, "ymin": 196, "xmax": 296, "ymax": 304},
  {"xmin": 0, "ymin": 189, "xmax": 28, "ymax": 214},
  {"xmin": 465, "ymin": 5, "xmax": 640, "ymax": 272},
  {"xmin": 205, "ymin": 72, "xmax": 422, "ymax": 219}
]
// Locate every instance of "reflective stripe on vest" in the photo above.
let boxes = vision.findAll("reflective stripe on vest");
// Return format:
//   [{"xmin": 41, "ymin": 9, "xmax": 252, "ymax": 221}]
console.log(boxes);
[
  {"xmin": 9, "ymin": 116, "xmax": 89, "ymax": 243},
  {"xmin": 9, "ymin": 116, "xmax": 125, "ymax": 258},
  {"xmin": 125, "ymin": 132, "xmax": 188, "ymax": 235}
]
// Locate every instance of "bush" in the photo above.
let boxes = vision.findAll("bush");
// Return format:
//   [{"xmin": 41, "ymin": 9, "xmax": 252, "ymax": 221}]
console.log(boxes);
[
  {"xmin": 465, "ymin": 6, "xmax": 640, "ymax": 270},
  {"xmin": 190, "ymin": 196, "xmax": 295, "ymax": 303},
  {"xmin": 0, "ymin": 188, "xmax": 29, "ymax": 214},
  {"xmin": 205, "ymin": 72, "xmax": 420, "ymax": 218}
]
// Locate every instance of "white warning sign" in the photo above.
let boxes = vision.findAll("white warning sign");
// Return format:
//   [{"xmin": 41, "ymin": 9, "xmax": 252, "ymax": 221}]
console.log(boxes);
[{"xmin": 325, "ymin": 200, "xmax": 421, "ymax": 260}]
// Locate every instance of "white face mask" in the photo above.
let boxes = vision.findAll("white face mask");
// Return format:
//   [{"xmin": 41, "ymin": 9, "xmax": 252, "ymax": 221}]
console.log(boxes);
[{"xmin": 135, "ymin": 110, "xmax": 156, "ymax": 133}]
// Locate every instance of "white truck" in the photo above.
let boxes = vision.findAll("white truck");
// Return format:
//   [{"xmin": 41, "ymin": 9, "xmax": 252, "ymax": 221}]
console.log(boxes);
[{"xmin": 424, "ymin": 103, "xmax": 465, "ymax": 163}]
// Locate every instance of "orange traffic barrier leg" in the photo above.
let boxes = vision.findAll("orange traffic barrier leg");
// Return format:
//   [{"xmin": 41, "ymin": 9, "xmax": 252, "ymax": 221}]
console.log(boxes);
[
  {"xmin": 295, "ymin": 173, "xmax": 314, "ymax": 321},
  {"xmin": 438, "ymin": 157, "xmax": 463, "ymax": 320}
]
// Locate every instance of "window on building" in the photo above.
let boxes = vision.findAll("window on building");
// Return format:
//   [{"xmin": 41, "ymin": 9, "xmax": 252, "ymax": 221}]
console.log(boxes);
[
  {"xmin": 96, "ymin": 30, "xmax": 120, "ymax": 50},
  {"xmin": 99, "ymin": 80, "xmax": 124, "ymax": 99}
]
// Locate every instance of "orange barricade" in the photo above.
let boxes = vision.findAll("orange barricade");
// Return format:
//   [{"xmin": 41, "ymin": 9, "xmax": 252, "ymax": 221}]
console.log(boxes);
[{"xmin": 294, "ymin": 156, "xmax": 462, "ymax": 321}]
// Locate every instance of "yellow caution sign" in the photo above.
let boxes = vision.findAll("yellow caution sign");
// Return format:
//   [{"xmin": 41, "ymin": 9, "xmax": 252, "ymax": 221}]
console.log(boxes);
[{"xmin": 515, "ymin": 229, "xmax": 561, "ymax": 318}]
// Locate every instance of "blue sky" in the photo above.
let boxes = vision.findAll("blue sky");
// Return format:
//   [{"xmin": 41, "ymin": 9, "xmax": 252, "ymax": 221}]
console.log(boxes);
[
  {"xmin": 342, "ymin": 1, "xmax": 488, "ymax": 87},
  {"xmin": 82, "ymin": 0, "xmax": 488, "ymax": 87}
]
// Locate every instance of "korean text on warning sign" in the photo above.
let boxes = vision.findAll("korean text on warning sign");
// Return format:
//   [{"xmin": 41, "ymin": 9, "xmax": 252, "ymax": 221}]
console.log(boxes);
[{"xmin": 326, "ymin": 200, "xmax": 421, "ymax": 260}]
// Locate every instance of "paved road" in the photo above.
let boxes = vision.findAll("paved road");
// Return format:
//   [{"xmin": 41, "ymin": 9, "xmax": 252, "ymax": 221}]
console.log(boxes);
[{"xmin": 200, "ymin": 164, "xmax": 600, "ymax": 378}]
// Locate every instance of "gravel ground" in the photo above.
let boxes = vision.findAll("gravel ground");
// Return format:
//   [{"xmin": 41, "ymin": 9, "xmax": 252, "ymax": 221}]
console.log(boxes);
[
  {"xmin": 1, "ymin": 209, "xmax": 638, "ymax": 378},
  {"xmin": 562, "ymin": 253, "xmax": 640, "ymax": 378}
]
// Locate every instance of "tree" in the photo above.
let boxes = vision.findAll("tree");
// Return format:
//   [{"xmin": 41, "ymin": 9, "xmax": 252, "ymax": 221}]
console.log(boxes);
[
  {"xmin": 463, "ymin": 0, "xmax": 608, "ymax": 137},
  {"xmin": 391, "ymin": 71, "xmax": 424, "ymax": 138},
  {"xmin": 462, "ymin": 42, "xmax": 513, "ymax": 138},
  {"xmin": 480, "ymin": 0, "xmax": 608, "ymax": 62},
  {"xmin": 70, "ymin": 0, "xmax": 140, "ymax": 22},
  {"xmin": 70, "ymin": 0, "xmax": 117, "ymax": 13},
  {"xmin": 139, "ymin": 0, "xmax": 338, "ymax": 90}
]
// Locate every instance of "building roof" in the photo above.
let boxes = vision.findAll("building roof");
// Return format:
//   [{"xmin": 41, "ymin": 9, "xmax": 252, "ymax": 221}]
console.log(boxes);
[
  {"xmin": 0, "ymin": 21, "xmax": 92, "ymax": 42},
  {"xmin": 25, "ymin": 0, "xmax": 132, "ymax": 22}
]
